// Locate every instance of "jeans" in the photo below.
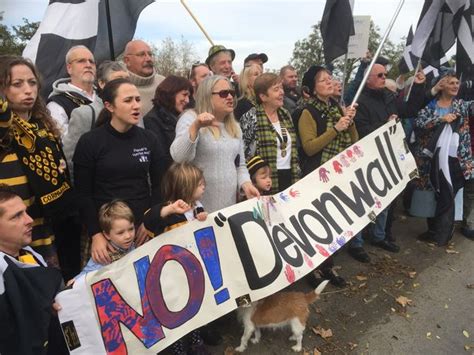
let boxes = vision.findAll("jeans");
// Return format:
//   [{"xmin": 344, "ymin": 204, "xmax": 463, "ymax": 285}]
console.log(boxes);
[
  {"xmin": 371, "ymin": 207, "xmax": 388, "ymax": 242},
  {"xmin": 349, "ymin": 232, "xmax": 364, "ymax": 248}
]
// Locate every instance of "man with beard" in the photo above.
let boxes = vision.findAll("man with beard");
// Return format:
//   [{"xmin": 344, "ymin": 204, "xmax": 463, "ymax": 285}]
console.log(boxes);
[
  {"xmin": 47, "ymin": 45, "xmax": 99, "ymax": 137},
  {"xmin": 280, "ymin": 65, "xmax": 300, "ymax": 115},
  {"xmin": 124, "ymin": 40, "xmax": 165, "ymax": 124}
]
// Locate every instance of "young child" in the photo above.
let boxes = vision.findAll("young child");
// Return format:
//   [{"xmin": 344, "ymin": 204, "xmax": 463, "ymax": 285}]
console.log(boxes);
[
  {"xmin": 143, "ymin": 162, "xmax": 207, "ymax": 236},
  {"xmin": 70, "ymin": 200, "xmax": 135, "ymax": 283},
  {"xmin": 246, "ymin": 155, "xmax": 272, "ymax": 195},
  {"xmin": 143, "ymin": 162, "xmax": 208, "ymax": 355}
]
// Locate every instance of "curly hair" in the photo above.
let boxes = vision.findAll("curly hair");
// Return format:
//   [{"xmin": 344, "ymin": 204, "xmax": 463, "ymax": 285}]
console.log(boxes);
[{"xmin": 0, "ymin": 56, "xmax": 61, "ymax": 146}]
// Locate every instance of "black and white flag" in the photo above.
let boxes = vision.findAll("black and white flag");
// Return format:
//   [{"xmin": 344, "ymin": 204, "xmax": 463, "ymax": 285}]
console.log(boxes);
[
  {"xmin": 399, "ymin": 26, "xmax": 417, "ymax": 74},
  {"xmin": 411, "ymin": 0, "xmax": 467, "ymax": 68},
  {"xmin": 23, "ymin": 0, "xmax": 154, "ymax": 98},
  {"xmin": 320, "ymin": 0, "xmax": 355, "ymax": 64}
]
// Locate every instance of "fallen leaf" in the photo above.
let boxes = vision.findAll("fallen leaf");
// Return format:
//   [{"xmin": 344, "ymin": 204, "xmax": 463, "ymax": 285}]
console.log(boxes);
[
  {"xmin": 445, "ymin": 248, "xmax": 459, "ymax": 254},
  {"xmin": 391, "ymin": 307, "xmax": 396, "ymax": 312},
  {"xmin": 312, "ymin": 326, "xmax": 333, "ymax": 339},
  {"xmin": 464, "ymin": 344, "xmax": 474, "ymax": 350},
  {"xmin": 396, "ymin": 296, "xmax": 414, "ymax": 307},
  {"xmin": 449, "ymin": 267, "xmax": 458, "ymax": 272},
  {"xmin": 224, "ymin": 346, "xmax": 235, "ymax": 355},
  {"xmin": 348, "ymin": 342, "xmax": 358, "ymax": 350},
  {"xmin": 436, "ymin": 324, "xmax": 441, "ymax": 329},
  {"xmin": 426, "ymin": 332, "xmax": 432, "ymax": 338},
  {"xmin": 356, "ymin": 275, "xmax": 368, "ymax": 281},
  {"xmin": 359, "ymin": 282, "xmax": 367, "ymax": 288},
  {"xmin": 463, "ymin": 330, "xmax": 470, "ymax": 338},
  {"xmin": 436, "ymin": 335, "xmax": 440, "ymax": 339},
  {"xmin": 313, "ymin": 348, "xmax": 322, "ymax": 355},
  {"xmin": 303, "ymin": 351, "xmax": 310, "ymax": 355},
  {"xmin": 392, "ymin": 335, "xmax": 399, "ymax": 340},
  {"xmin": 407, "ymin": 271, "xmax": 417, "ymax": 279},
  {"xmin": 413, "ymin": 283, "xmax": 420, "ymax": 288},
  {"xmin": 467, "ymin": 284, "xmax": 474, "ymax": 289},
  {"xmin": 444, "ymin": 304, "xmax": 449, "ymax": 309},
  {"xmin": 363, "ymin": 293, "xmax": 378, "ymax": 304}
]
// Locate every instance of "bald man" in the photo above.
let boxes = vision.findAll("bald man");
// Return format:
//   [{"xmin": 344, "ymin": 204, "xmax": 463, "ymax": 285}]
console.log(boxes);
[
  {"xmin": 123, "ymin": 40, "xmax": 165, "ymax": 123},
  {"xmin": 353, "ymin": 63, "xmax": 426, "ymax": 255}
]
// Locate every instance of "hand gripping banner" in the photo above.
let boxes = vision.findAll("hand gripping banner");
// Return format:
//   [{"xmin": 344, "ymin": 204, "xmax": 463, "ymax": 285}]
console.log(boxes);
[{"xmin": 56, "ymin": 120, "xmax": 416, "ymax": 354}]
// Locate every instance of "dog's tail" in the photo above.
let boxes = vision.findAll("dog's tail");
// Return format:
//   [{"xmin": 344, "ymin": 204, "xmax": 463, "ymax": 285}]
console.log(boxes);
[{"xmin": 305, "ymin": 279, "xmax": 330, "ymax": 304}]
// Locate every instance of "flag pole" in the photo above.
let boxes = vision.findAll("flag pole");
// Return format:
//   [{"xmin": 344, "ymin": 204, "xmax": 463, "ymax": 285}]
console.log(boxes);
[
  {"xmin": 180, "ymin": 0, "xmax": 214, "ymax": 46},
  {"xmin": 104, "ymin": 0, "xmax": 115, "ymax": 60},
  {"xmin": 404, "ymin": 57, "xmax": 421, "ymax": 102},
  {"xmin": 350, "ymin": 0, "xmax": 405, "ymax": 107},
  {"xmin": 340, "ymin": 53, "xmax": 349, "ymax": 106}
]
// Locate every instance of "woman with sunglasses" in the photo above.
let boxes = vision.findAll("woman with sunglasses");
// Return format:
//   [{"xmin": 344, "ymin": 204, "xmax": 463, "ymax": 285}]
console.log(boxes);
[
  {"xmin": 170, "ymin": 75, "xmax": 259, "ymax": 214},
  {"xmin": 144, "ymin": 75, "xmax": 192, "ymax": 170},
  {"xmin": 240, "ymin": 73, "xmax": 299, "ymax": 194},
  {"xmin": 412, "ymin": 68, "xmax": 474, "ymax": 247}
]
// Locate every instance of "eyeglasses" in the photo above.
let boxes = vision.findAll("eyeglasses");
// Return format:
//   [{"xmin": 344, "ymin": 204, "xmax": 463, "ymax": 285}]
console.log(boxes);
[
  {"xmin": 212, "ymin": 89, "xmax": 236, "ymax": 98},
  {"xmin": 69, "ymin": 58, "xmax": 96, "ymax": 65},
  {"xmin": 128, "ymin": 51, "xmax": 153, "ymax": 58}
]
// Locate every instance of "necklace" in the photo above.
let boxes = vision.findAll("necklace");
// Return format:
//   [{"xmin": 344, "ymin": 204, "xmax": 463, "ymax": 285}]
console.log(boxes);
[{"xmin": 273, "ymin": 123, "xmax": 288, "ymax": 157}]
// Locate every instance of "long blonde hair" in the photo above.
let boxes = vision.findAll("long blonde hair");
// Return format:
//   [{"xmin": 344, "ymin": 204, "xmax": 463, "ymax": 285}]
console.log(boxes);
[
  {"xmin": 238, "ymin": 64, "xmax": 262, "ymax": 100},
  {"xmin": 193, "ymin": 75, "xmax": 240, "ymax": 139}
]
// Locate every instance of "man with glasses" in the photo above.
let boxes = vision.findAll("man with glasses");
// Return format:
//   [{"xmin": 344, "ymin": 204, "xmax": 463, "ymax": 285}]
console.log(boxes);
[
  {"xmin": 123, "ymin": 40, "xmax": 165, "ymax": 123},
  {"xmin": 353, "ymin": 63, "xmax": 426, "ymax": 256},
  {"xmin": 47, "ymin": 45, "xmax": 99, "ymax": 137}
]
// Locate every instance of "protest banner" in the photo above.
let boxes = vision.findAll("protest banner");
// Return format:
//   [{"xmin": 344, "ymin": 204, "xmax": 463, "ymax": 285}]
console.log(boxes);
[
  {"xmin": 56, "ymin": 120, "xmax": 417, "ymax": 354},
  {"xmin": 347, "ymin": 15, "xmax": 371, "ymax": 59}
]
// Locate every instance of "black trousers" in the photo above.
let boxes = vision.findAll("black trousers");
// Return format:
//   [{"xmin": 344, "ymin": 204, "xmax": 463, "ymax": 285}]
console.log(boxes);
[
  {"xmin": 277, "ymin": 169, "xmax": 292, "ymax": 191},
  {"xmin": 52, "ymin": 214, "xmax": 82, "ymax": 281},
  {"xmin": 427, "ymin": 203, "xmax": 455, "ymax": 246}
]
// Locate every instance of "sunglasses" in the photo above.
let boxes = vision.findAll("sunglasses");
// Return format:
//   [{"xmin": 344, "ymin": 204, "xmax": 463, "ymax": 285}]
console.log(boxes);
[
  {"xmin": 212, "ymin": 89, "xmax": 236, "ymax": 98},
  {"xmin": 376, "ymin": 72, "xmax": 387, "ymax": 78}
]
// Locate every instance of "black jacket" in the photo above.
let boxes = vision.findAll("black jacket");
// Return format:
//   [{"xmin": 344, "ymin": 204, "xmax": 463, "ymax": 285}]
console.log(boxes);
[
  {"xmin": 143, "ymin": 104, "xmax": 179, "ymax": 169},
  {"xmin": 355, "ymin": 83, "xmax": 425, "ymax": 138}
]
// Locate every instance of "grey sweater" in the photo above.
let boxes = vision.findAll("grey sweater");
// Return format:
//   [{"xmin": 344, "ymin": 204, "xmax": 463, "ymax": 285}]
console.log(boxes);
[
  {"xmin": 170, "ymin": 110, "xmax": 251, "ymax": 213},
  {"xmin": 62, "ymin": 99, "xmax": 104, "ymax": 179}
]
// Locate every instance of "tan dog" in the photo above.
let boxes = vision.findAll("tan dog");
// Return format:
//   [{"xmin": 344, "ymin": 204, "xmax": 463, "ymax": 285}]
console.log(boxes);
[{"xmin": 235, "ymin": 280, "xmax": 329, "ymax": 352}]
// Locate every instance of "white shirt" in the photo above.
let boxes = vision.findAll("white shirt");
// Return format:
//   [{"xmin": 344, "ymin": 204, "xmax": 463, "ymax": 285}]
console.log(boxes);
[{"xmin": 272, "ymin": 121, "xmax": 292, "ymax": 169}]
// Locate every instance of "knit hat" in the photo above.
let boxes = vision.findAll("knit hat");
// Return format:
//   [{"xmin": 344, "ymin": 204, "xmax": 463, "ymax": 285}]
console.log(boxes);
[
  {"xmin": 205, "ymin": 45, "xmax": 236, "ymax": 66},
  {"xmin": 247, "ymin": 155, "xmax": 269, "ymax": 177},
  {"xmin": 302, "ymin": 65, "xmax": 328, "ymax": 97}
]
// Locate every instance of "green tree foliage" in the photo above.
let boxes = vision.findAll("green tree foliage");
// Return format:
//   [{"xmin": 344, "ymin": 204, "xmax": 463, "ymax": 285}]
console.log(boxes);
[
  {"xmin": 290, "ymin": 21, "xmax": 405, "ymax": 85},
  {"xmin": 0, "ymin": 14, "xmax": 39, "ymax": 56}
]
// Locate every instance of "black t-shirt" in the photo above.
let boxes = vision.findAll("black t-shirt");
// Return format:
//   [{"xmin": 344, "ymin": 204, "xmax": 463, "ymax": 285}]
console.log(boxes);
[{"xmin": 73, "ymin": 122, "xmax": 165, "ymax": 237}]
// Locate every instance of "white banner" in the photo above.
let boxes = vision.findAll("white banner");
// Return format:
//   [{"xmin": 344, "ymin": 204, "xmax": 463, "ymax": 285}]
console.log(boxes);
[
  {"xmin": 56, "ymin": 121, "xmax": 416, "ymax": 354},
  {"xmin": 347, "ymin": 15, "xmax": 371, "ymax": 59}
]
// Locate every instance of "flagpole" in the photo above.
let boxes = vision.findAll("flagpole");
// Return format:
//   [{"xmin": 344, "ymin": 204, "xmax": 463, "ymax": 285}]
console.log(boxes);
[
  {"xmin": 104, "ymin": 0, "xmax": 115, "ymax": 60},
  {"xmin": 340, "ymin": 53, "xmax": 349, "ymax": 106},
  {"xmin": 180, "ymin": 0, "xmax": 214, "ymax": 46},
  {"xmin": 350, "ymin": 0, "xmax": 405, "ymax": 107},
  {"xmin": 404, "ymin": 58, "xmax": 421, "ymax": 102}
]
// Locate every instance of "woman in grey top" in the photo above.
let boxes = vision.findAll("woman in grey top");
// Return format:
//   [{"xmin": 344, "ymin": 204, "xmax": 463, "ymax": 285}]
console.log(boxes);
[{"xmin": 170, "ymin": 75, "xmax": 259, "ymax": 212}]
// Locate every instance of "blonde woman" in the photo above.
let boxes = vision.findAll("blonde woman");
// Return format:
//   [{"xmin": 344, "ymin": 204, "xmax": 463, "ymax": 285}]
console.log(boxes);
[
  {"xmin": 234, "ymin": 64, "xmax": 262, "ymax": 121},
  {"xmin": 170, "ymin": 75, "xmax": 259, "ymax": 213}
]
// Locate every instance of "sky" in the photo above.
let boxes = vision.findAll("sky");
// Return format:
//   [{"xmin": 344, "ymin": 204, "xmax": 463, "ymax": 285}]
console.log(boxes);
[{"xmin": 2, "ymin": 0, "xmax": 425, "ymax": 72}]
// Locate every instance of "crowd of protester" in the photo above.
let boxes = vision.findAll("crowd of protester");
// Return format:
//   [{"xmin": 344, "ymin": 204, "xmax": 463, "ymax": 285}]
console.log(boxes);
[{"xmin": 0, "ymin": 40, "xmax": 473, "ymax": 354}]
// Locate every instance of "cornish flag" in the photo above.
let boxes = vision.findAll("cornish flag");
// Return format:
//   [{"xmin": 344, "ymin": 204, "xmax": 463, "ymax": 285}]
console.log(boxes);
[
  {"xmin": 398, "ymin": 26, "xmax": 417, "ymax": 74},
  {"xmin": 411, "ymin": 0, "xmax": 469, "ymax": 68},
  {"xmin": 23, "ymin": 0, "xmax": 154, "ymax": 97}
]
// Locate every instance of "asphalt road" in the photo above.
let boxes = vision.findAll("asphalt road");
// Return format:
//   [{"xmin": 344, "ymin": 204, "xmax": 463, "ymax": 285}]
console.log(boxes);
[{"xmin": 208, "ymin": 212, "xmax": 474, "ymax": 355}]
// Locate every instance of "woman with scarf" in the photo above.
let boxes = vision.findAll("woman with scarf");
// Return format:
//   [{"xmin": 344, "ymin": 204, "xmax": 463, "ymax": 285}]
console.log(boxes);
[
  {"xmin": 240, "ymin": 73, "xmax": 299, "ymax": 193},
  {"xmin": 297, "ymin": 65, "xmax": 360, "ymax": 287},
  {"xmin": 0, "ymin": 56, "xmax": 75, "ymax": 269},
  {"xmin": 413, "ymin": 68, "xmax": 473, "ymax": 246}
]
